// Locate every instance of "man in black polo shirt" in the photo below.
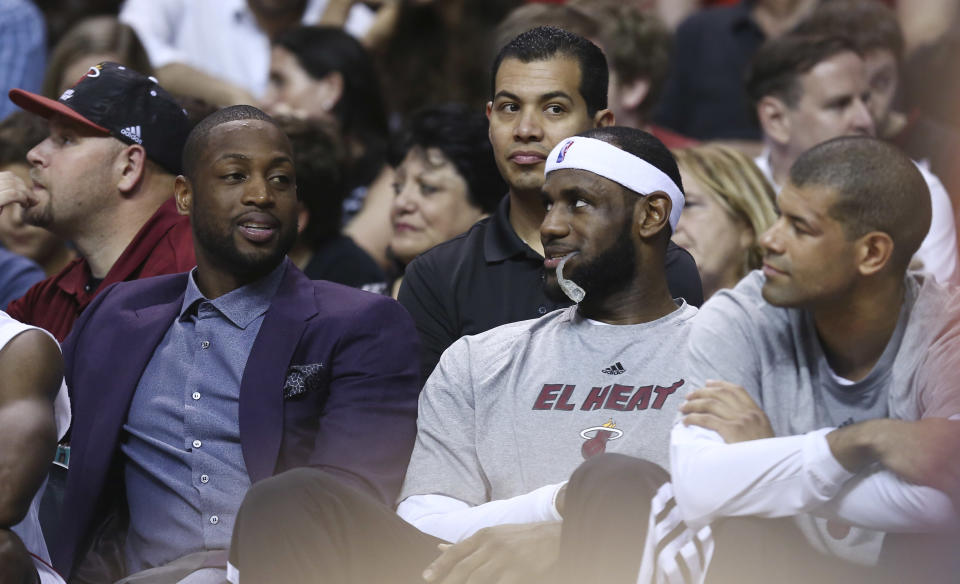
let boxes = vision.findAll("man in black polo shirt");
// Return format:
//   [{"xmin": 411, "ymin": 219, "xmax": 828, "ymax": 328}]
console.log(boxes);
[{"xmin": 398, "ymin": 26, "xmax": 703, "ymax": 383}]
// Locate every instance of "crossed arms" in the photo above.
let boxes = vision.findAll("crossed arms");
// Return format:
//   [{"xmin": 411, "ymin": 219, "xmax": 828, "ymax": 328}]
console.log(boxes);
[{"xmin": 671, "ymin": 380, "xmax": 960, "ymax": 533}]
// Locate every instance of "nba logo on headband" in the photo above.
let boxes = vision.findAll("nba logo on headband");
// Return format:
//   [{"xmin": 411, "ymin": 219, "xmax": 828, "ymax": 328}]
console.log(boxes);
[{"xmin": 556, "ymin": 140, "xmax": 574, "ymax": 163}]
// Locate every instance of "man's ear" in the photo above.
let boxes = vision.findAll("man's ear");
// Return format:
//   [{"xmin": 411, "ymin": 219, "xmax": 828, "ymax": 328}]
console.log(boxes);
[
  {"xmin": 296, "ymin": 202, "xmax": 309, "ymax": 235},
  {"xmin": 173, "ymin": 175, "xmax": 192, "ymax": 217},
  {"xmin": 635, "ymin": 192, "xmax": 672, "ymax": 239},
  {"xmin": 116, "ymin": 144, "xmax": 147, "ymax": 195},
  {"xmin": 856, "ymin": 231, "xmax": 895, "ymax": 276},
  {"xmin": 757, "ymin": 96, "xmax": 791, "ymax": 146},
  {"xmin": 618, "ymin": 77, "xmax": 651, "ymax": 113},
  {"xmin": 594, "ymin": 108, "xmax": 615, "ymax": 128}
]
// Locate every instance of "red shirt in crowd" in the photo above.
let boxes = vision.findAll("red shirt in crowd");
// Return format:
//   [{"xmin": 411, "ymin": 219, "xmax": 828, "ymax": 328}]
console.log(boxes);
[{"xmin": 6, "ymin": 198, "xmax": 195, "ymax": 342}]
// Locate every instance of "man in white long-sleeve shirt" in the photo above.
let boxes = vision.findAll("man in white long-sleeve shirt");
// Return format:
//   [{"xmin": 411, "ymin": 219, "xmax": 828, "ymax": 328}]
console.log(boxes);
[
  {"xmin": 671, "ymin": 136, "xmax": 960, "ymax": 582},
  {"xmin": 226, "ymin": 127, "xmax": 700, "ymax": 583},
  {"xmin": 748, "ymin": 32, "xmax": 958, "ymax": 283}
]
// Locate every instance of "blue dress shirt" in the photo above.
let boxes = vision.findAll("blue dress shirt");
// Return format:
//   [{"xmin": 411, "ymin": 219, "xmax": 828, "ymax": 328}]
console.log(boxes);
[{"xmin": 121, "ymin": 261, "xmax": 286, "ymax": 572}]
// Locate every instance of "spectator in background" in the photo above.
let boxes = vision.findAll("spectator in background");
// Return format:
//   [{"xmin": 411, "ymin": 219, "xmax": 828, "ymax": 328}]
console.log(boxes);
[
  {"xmin": 119, "ymin": 0, "xmax": 375, "ymax": 106},
  {"xmin": 748, "ymin": 33, "xmax": 958, "ymax": 282},
  {"xmin": 0, "ymin": 113, "xmax": 76, "ymax": 277},
  {"xmin": 386, "ymin": 104, "xmax": 504, "ymax": 297},
  {"xmin": 4, "ymin": 62, "xmax": 195, "ymax": 341},
  {"xmin": 490, "ymin": 3, "xmax": 599, "ymax": 64},
  {"xmin": 588, "ymin": 2, "xmax": 697, "ymax": 149},
  {"xmin": 262, "ymin": 25, "xmax": 394, "ymax": 270},
  {"xmin": 0, "ymin": 246, "xmax": 43, "ymax": 311},
  {"xmin": 279, "ymin": 116, "xmax": 386, "ymax": 288},
  {"xmin": 41, "ymin": 15, "xmax": 153, "ymax": 99},
  {"xmin": 654, "ymin": 0, "xmax": 817, "ymax": 142},
  {"xmin": 370, "ymin": 0, "xmax": 520, "ymax": 118},
  {"xmin": 0, "ymin": 0, "xmax": 45, "ymax": 121},
  {"xmin": 672, "ymin": 144, "xmax": 777, "ymax": 299},
  {"xmin": 792, "ymin": 0, "xmax": 960, "ymax": 202},
  {"xmin": 263, "ymin": 26, "xmax": 389, "ymax": 223}
]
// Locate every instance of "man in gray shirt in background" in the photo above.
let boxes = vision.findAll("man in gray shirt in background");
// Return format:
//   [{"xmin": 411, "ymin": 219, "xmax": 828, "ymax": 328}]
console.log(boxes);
[{"xmin": 226, "ymin": 126, "xmax": 697, "ymax": 584}]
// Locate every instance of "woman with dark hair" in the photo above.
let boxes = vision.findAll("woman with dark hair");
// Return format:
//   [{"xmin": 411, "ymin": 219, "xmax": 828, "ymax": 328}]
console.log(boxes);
[
  {"xmin": 263, "ymin": 26, "xmax": 389, "ymax": 219},
  {"xmin": 279, "ymin": 116, "xmax": 386, "ymax": 289},
  {"xmin": 385, "ymin": 103, "xmax": 505, "ymax": 296}
]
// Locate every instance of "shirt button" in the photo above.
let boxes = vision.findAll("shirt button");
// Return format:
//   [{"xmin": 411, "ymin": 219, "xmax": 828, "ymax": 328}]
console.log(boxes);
[
  {"xmin": 537, "ymin": 305, "xmax": 547, "ymax": 315},
  {"xmin": 200, "ymin": 340, "xmax": 210, "ymax": 349},
  {"xmin": 192, "ymin": 392, "xmax": 201, "ymax": 400},
  {"xmin": 192, "ymin": 439, "xmax": 202, "ymax": 448},
  {"xmin": 200, "ymin": 474, "xmax": 209, "ymax": 484},
  {"xmin": 210, "ymin": 515, "xmax": 219, "ymax": 525}
]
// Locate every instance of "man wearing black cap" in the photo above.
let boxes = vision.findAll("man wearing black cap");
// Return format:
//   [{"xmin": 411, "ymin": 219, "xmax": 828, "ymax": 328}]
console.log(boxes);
[{"xmin": 0, "ymin": 62, "xmax": 195, "ymax": 341}]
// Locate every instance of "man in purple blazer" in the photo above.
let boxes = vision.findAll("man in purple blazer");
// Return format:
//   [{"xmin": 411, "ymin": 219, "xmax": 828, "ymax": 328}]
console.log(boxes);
[{"xmin": 54, "ymin": 105, "xmax": 421, "ymax": 583}]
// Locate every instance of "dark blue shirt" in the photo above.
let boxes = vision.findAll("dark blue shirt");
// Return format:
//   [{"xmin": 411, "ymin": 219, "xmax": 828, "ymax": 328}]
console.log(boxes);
[
  {"xmin": 653, "ymin": 1, "xmax": 765, "ymax": 141},
  {"xmin": 121, "ymin": 261, "xmax": 286, "ymax": 571},
  {"xmin": 0, "ymin": 247, "xmax": 44, "ymax": 310}
]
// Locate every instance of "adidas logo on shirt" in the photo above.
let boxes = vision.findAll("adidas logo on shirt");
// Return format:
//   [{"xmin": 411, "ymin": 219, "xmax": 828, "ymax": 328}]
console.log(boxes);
[
  {"xmin": 120, "ymin": 125, "xmax": 142, "ymax": 144},
  {"xmin": 601, "ymin": 362, "xmax": 626, "ymax": 375}
]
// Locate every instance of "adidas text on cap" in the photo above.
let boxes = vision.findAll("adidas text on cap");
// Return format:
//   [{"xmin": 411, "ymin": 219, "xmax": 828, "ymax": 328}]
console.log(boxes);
[{"xmin": 8, "ymin": 62, "xmax": 190, "ymax": 175}]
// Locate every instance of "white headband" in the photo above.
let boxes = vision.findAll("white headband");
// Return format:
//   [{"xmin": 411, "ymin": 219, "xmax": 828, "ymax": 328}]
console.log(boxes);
[{"xmin": 544, "ymin": 136, "xmax": 685, "ymax": 230}]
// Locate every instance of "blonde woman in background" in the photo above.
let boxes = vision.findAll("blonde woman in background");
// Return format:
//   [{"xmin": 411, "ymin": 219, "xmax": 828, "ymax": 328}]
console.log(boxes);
[{"xmin": 672, "ymin": 144, "xmax": 778, "ymax": 299}]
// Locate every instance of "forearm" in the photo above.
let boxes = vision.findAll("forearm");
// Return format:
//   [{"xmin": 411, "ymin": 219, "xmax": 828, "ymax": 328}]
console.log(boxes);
[
  {"xmin": 0, "ymin": 399, "xmax": 56, "ymax": 527},
  {"xmin": 817, "ymin": 417, "xmax": 960, "ymax": 531},
  {"xmin": 155, "ymin": 63, "xmax": 256, "ymax": 107},
  {"xmin": 670, "ymin": 423, "xmax": 853, "ymax": 528},
  {"xmin": 813, "ymin": 467, "xmax": 958, "ymax": 532},
  {"xmin": 397, "ymin": 483, "xmax": 565, "ymax": 543}
]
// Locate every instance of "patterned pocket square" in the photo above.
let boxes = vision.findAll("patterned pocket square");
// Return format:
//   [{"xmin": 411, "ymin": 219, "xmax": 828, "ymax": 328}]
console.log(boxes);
[{"xmin": 283, "ymin": 363, "xmax": 325, "ymax": 399}]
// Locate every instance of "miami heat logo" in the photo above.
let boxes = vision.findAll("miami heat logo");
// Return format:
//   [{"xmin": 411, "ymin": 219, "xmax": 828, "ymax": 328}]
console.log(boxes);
[{"xmin": 580, "ymin": 419, "xmax": 623, "ymax": 459}]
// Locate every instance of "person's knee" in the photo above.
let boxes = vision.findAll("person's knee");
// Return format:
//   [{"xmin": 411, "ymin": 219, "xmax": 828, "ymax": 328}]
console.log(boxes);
[
  {"xmin": 241, "ymin": 468, "xmax": 334, "ymax": 521},
  {"xmin": 569, "ymin": 454, "xmax": 669, "ymax": 497}
]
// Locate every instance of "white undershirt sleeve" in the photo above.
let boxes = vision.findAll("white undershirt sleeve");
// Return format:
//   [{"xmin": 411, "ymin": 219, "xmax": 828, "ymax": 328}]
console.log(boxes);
[
  {"xmin": 396, "ymin": 482, "xmax": 565, "ymax": 543},
  {"xmin": 813, "ymin": 466, "xmax": 958, "ymax": 532},
  {"xmin": 671, "ymin": 421, "xmax": 960, "ymax": 533},
  {"xmin": 670, "ymin": 423, "xmax": 854, "ymax": 529}
]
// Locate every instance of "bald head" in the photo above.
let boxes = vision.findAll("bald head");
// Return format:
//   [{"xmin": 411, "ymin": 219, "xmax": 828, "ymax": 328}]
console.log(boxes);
[
  {"xmin": 788, "ymin": 136, "xmax": 930, "ymax": 271},
  {"xmin": 182, "ymin": 105, "xmax": 285, "ymax": 182}
]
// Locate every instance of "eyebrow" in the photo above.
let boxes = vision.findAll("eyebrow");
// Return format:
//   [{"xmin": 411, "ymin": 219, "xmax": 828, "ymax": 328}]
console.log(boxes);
[
  {"xmin": 214, "ymin": 154, "xmax": 294, "ymax": 166},
  {"xmin": 216, "ymin": 153, "xmax": 250, "ymax": 162},
  {"xmin": 493, "ymin": 90, "xmax": 575, "ymax": 103}
]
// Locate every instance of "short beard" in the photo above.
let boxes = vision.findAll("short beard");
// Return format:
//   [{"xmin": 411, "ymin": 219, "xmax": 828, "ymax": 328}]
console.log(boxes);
[
  {"xmin": 544, "ymin": 215, "xmax": 637, "ymax": 304},
  {"xmin": 22, "ymin": 203, "xmax": 53, "ymax": 230},
  {"xmin": 192, "ymin": 215, "xmax": 297, "ymax": 281}
]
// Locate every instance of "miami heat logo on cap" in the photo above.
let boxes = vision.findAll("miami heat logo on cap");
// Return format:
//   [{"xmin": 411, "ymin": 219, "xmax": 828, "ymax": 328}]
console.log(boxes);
[
  {"xmin": 580, "ymin": 419, "xmax": 623, "ymax": 459},
  {"xmin": 556, "ymin": 139, "xmax": 574, "ymax": 163}
]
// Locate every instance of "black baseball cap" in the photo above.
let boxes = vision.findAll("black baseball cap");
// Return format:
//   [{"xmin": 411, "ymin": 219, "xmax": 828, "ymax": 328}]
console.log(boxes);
[{"xmin": 9, "ymin": 62, "xmax": 190, "ymax": 175}]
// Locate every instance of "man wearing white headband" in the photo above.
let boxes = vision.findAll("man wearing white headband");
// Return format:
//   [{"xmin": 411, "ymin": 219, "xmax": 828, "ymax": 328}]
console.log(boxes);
[
  {"xmin": 397, "ymin": 25, "xmax": 703, "ymax": 387},
  {"xmin": 225, "ymin": 126, "xmax": 701, "ymax": 584}
]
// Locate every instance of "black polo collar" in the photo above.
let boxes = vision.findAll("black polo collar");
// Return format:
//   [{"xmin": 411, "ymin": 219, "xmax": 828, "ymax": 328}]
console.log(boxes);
[{"xmin": 483, "ymin": 195, "xmax": 543, "ymax": 264}]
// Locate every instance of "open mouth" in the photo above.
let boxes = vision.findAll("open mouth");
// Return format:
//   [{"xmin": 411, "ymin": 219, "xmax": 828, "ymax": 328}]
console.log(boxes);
[{"xmin": 237, "ymin": 219, "xmax": 278, "ymax": 243}]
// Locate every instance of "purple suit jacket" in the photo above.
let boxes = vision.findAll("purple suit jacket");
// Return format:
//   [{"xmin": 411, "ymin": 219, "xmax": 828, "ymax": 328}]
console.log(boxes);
[{"xmin": 53, "ymin": 263, "xmax": 421, "ymax": 577}]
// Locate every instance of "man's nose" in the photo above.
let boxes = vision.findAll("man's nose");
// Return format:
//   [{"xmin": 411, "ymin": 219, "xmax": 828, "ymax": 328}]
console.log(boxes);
[{"xmin": 514, "ymin": 108, "xmax": 543, "ymax": 142}]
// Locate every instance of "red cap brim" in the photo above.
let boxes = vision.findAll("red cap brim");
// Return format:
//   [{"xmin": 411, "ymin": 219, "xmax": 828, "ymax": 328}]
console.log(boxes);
[{"xmin": 8, "ymin": 89, "xmax": 110, "ymax": 135}]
